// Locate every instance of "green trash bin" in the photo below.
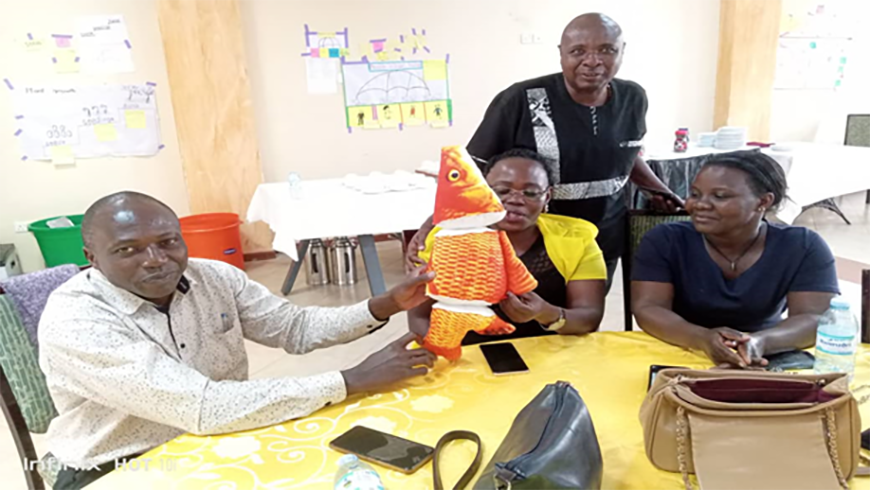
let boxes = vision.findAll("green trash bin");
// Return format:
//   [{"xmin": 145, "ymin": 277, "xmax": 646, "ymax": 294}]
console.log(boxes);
[{"xmin": 28, "ymin": 215, "xmax": 88, "ymax": 267}]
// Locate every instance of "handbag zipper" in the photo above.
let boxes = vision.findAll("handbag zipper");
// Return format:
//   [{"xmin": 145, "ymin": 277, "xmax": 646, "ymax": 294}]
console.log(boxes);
[
  {"xmin": 675, "ymin": 375, "xmax": 823, "ymax": 387},
  {"xmin": 499, "ymin": 381, "xmax": 569, "ymax": 480}
]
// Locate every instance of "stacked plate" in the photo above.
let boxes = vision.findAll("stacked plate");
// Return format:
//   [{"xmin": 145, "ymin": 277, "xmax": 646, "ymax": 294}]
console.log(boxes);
[
  {"xmin": 714, "ymin": 127, "xmax": 747, "ymax": 150},
  {"xmin": 697, "ymin": 132, "xmax": 717, "ymax": 148},
  {"xmin": 343, "ymin": 170, "xmax": 432, "ymax": 194}
]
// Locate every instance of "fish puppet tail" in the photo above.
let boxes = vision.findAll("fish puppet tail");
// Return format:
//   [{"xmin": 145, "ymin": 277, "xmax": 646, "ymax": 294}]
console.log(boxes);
[{"xmin": 423, "ymin": 303, "xmax": 515, "ymax": 360}]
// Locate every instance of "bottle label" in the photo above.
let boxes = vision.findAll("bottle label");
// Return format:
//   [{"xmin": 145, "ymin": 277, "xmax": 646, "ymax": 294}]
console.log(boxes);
[
  {"xmin": 817, "ymin": 331, "xmax": 855, "ymax": 356},
  {"xmin": 336, "ymin": 469, "xmax": 384, "ymax": 490}
]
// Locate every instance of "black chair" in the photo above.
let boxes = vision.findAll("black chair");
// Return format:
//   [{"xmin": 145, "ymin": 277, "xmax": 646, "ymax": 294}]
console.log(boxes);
[
  {"xmin": 621, "ymin": 210, "xmax": 691, "ymax": 331},
  {"xmin": 844, "ymin": 114, "xmax": 870, "ymax": 204},
  {"xmin": 862, "ymin": 270, "xmax": 869, "ymax": 344}
]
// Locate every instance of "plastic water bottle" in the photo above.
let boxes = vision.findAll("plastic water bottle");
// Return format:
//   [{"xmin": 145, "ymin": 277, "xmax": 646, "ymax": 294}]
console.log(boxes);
[
  {"xmin": 288, "ymin": 172, "xmax": 302, "ymax": 200},
  {"xmin": 814, "ymin": 298, "xmax": 859, "ymax": 381},
  {"xmin": 333, "ymin": 455, "xmax": 384, "ymax": 490}
]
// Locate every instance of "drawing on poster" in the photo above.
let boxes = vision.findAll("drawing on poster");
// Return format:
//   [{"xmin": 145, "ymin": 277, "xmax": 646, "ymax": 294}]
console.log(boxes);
[
  {"xmin": 300, "ymin": 26, "xmax": 452, "ymax": 131},
  {"xmin": 343, "ymin": 61, "xmax": 448, "ymax": 105},
  {"xmin": 76, "ymin": 15, "xmax": 135, "ymax": 73},
  {"xmin": 301, "ymin": 25, "xmax": 350, "ymax": 58},
  {"xmin": 11, "ymin": 83, "xmax": 162, "ymax": 161},
  {"xmin": 774, "ymin": 1, "xmax": 855, "ymax": 89},
  {"xmin": 341, "ymin": 58, "xmax": 451, "ymax": 130},
  {"xmin": 775, "ymin": 38, "xmax": 849, "ymax": 89}
]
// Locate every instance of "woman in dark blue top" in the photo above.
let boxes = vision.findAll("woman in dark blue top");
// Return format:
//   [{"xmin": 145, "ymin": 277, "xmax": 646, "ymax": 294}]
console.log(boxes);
[{"xmin": 631, "ymin": 151, "xmax": 839, "ymax": 368}]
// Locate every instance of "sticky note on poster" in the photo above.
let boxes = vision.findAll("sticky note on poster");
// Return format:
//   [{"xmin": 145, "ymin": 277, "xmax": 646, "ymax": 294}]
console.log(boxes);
[
  {"xmin": 378, "ymin": 104, "xmax": 401, "ymax": 128},
  {"xmin": 401, "ymin": 103, "xmax": 425, "ymax": 126},
  {"xmin": 357, "ymin": 42, "xmax": 374, "ymax": 59},
  {"xmin": 54, "ymin": 49, "xmax": 80, "ymax": 74},
  {"xmin": 425, "ymin": 100, "xmax": 450, "ymax": 127},
  {"xmin": 423, "ymin": 60, "xmax": 447, "ymax": 81},
  {"xmin": 94, "ymin": 123, "xmax": 118, "ymax": 142},
  {"xmin": 53, "ymin": 35, "xmax": 73, "ymax": 48},
  {"xmin": 125, "ymin": 110, "xmax": 147, "ymax": 129},
  {"xmin": 347, "ymin": 106, "xmax": 375, "ymax": 128},
  {"xmin": 50, "ymin": 145, "xmax": 75, "ymax": 165}
]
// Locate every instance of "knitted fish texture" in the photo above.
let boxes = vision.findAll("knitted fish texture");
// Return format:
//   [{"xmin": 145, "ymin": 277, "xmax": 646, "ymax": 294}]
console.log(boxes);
[{"xmin": 422, "ymin": 146, "xmax": 537, "ymax": 360}]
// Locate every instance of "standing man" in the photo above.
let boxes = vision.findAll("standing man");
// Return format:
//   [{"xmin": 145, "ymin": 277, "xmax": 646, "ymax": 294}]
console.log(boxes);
[{"xmin": 463, "ymin": 13, "xmax": 680, "ymax": 289}]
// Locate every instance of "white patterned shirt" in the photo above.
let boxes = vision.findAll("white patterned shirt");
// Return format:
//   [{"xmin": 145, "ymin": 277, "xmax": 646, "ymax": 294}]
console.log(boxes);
[{"xmin": 38, "ymin": 258, "xmax": 384, "ymax": 469}]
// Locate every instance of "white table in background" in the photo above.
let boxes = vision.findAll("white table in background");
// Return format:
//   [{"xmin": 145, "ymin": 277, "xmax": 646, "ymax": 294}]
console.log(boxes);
[
  {"xmin": 644, "ymin": 143, "xmax": 870, "ymax": 224},
  {"xmin": 643, "ymin": 145, "xmax": 756, "ymax": 161},
  {"xmin": 763, "ymin": 143, "xmax": 870, "ymax": 223},
  {"xmin": 246, "ymin": 179, "xmax": 436, "ymax": 295}
]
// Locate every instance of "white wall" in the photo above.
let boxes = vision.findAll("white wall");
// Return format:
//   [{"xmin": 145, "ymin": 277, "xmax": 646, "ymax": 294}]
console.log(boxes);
[
  {"xmin": 0, "ymin": 0, "xmax": 189, "ymax": 272},
  {"xmin": 241, "ymin": 0, "xmax": 721, "ymax": 182},
  {"xmin": 1, "ymin": 0, "xmax": 722, "ymax": 272}
]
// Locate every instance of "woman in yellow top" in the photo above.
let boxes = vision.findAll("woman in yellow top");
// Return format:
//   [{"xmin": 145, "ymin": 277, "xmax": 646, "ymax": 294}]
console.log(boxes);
[{"xmin": 408, "ymin": 149, "xmax": 607, "ymax": 343}]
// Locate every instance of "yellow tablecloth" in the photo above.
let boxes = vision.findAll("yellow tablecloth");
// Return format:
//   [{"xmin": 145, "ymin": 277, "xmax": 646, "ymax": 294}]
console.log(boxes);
[{"xmin": 91, "ymin": 332, "xmax": 870, "ymax": 489}]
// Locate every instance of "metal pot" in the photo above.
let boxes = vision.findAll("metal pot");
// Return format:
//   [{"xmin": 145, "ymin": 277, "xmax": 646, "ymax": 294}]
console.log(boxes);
[
  {"xmin": 305, "ymin": 239, "xmax": 329, "ymax": 286},
  {"xmin": 328, "ymin": 237, "xmax": 358, "ymax": 286}
]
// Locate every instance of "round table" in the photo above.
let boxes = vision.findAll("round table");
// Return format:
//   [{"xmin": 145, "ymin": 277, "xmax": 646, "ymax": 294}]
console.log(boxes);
[{"xmin": 89, "ymin": 332, "xmax": 870, "ymax": 489}]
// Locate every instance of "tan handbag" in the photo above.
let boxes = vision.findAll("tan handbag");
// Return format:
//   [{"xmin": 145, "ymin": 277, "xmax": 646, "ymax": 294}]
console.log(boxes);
[{"xmin": 640, "ymin": 368, "xmax": 861, "ymax": 490}]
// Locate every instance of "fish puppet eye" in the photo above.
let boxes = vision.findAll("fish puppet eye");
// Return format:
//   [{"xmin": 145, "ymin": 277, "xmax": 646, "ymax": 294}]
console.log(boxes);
[{"xmin": 447, "ymin": 169, "xmax": 461, "ymax": 182}]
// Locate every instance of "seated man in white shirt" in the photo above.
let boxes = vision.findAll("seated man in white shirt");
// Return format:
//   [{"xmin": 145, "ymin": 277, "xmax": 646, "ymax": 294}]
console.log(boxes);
[{"xmin": 39, "ymin": 191, "xmax": 436, "ymax": 490}]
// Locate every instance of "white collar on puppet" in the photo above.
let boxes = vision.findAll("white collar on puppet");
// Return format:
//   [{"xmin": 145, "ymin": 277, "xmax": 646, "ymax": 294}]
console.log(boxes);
[{"xmin": 436, "ymin": 211, "xmax": 506, "ymax": 230}]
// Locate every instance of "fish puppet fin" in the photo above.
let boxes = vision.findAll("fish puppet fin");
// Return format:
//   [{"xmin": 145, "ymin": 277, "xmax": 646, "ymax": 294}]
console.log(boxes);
[{"xmin": 499, "ymin": 230, "xmax": 538, "ymax": 295}]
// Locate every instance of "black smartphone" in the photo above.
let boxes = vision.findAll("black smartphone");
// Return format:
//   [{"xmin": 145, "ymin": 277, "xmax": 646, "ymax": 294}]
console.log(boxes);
[
  {"xmin": 862, "ymin": 428, "xmax": 870, "ymax": 450},
  {"xmin": 329, "ymin": 425, "xmax": 434, "ymax": 474},
  {"xmin": 765, "ymin": 350, "xmax": 815, "ymax": 371},
  {"xmin": 638, "ymin": 186, "xmax": 676, "ymax": 201},
  {"xmin": 480, "ymin": 342, "xmax": 529, "ymax": 375},
  {"xmin": 648, "ymin": 365, "xmax": 686, "ymax": 391}
]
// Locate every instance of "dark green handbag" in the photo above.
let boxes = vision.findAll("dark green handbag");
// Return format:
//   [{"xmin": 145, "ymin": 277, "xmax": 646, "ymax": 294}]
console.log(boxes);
[
  {"xmin": 474, "ymin": 381, "xmax": 602, "ymax": 489},
  {"xmin": 433, "ymin": 381, "xmax": 603, "ymax": 490}
]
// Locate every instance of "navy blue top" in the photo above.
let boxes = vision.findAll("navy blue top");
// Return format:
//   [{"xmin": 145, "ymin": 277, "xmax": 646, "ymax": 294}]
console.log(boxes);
[{"xmin": 632, "ymin": 221, "xmax": 839, "ymax": 332}]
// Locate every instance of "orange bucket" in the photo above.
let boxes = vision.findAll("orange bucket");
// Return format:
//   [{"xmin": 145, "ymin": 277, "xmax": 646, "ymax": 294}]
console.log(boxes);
[{"xmin": 179, "ymin": 213, "xmax": 245, "ymax": 270}]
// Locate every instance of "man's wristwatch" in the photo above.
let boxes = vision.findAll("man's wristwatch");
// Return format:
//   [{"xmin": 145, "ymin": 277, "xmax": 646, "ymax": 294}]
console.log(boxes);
[{"xmin": 543, "ymin": 308, "xmax": 567, "ymax": 331}]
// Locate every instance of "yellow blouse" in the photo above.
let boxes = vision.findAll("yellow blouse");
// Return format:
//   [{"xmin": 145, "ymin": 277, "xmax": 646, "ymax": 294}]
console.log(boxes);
[{"xmin": 418, "ymin": 213, "xmax": 607, "ymax": 283}]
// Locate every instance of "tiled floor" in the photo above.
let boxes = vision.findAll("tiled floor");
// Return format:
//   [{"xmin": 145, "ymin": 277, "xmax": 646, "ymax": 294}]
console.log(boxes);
[{"xmin": 2, "ymin": 192, "xmax": 869, "ymax": 489}]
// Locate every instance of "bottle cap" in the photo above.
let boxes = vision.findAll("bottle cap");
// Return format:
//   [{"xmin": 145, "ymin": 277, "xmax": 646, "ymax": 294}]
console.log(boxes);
[
  {"xmin": 830, "ymin": 297, "xmax": 850, "ymax": 310},
  {"xmin": 338, "ymin": 454, "xmax": 360, "ymax": 467}
]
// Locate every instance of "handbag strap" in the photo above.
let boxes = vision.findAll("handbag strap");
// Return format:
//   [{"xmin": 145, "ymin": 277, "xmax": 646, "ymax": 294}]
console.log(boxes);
[
  {"xmin": 675, "ymin": 406, "xmax": 695, "ymax": 490},
  {"xmin": 823, "ymin": 407, "xmax": 850, "ymax": 489},
  {"xmin": 433, "ymin": 430, "xmax": 483, "ymax": 490}
]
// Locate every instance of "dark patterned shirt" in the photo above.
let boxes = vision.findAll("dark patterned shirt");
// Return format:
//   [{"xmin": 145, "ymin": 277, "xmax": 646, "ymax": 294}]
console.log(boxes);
[{"xmin": 467, "ymin": 75, "xmax": 648, "ymax": 260}]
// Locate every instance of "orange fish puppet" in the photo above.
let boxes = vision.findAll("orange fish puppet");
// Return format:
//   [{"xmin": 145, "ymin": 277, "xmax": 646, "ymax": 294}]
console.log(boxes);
[{"xmin": 421, "ymin": 146, "xmax": 538, "ymax": 360}]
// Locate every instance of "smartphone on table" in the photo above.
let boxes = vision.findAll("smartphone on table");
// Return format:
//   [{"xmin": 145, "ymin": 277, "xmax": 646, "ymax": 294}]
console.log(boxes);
[
  {"xmin": 480, "ymin": 342, "xmax": 529, "ymax": 376},
  {"xmin": 648, "ymin": 365, "xmax": 686, "ymax": 391},
  {"xmin": 329, "ymin": 425, "xmax": 434, "ymax": 474},
  {"xmin": 764, "ymin": 350, "xmax": 815, "ymax": 371}
]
